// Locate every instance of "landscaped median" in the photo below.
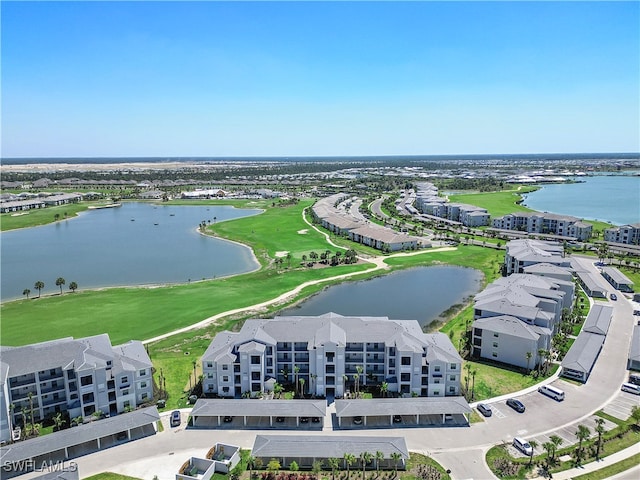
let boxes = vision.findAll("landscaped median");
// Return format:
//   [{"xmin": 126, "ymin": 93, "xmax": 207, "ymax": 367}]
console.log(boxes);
[{"xmin": 485, "ymin": 408, "xmax": 640, "ymax": 479}]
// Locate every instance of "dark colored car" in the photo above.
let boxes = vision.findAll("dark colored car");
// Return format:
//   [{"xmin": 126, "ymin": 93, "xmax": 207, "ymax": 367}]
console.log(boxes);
[
  {"xmin": 610, "ymin": 293, "xmax": 617, "ymax": 301},
  {"xmin": 353, "ymin": 416, "xmax": 363, "ymax": 425},
  {"xmin": 300, "ymin": 417, "xmax": 309, "ymax": 424},
  {"xmin": 312, "ymin": 417, "xmax": 321, "ymax": 423},
  {"xmin": 506, "ymin": 398, "xmax": 526, "ymax": 413},
  {"xmin": 477, "ymin": 403, "xmax": 493, "ymax": 417},
  {"xmin": 276, "ymin": 416, "xmax": 285, "ymax": 423},
  {"xmin": 170, "ymin": 410, "xmax": 181, "ymax": 427},
  {"xmin": 393, "ymin": 415, "xmax": 402, "ymax": 423},
  {"xmin": 223, "ymin": 416, "xmax": 233, "ymax": 423}
]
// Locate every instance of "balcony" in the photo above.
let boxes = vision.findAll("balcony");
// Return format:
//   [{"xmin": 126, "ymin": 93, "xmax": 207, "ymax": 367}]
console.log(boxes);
[
  {"xmin": 40, "ymin": 384, "xmax": 66, "ymax": 395},
  {"xmin": 9, "ymin": 376, "xmax": 36, "ymax": 388},
  {"xmin": 345, "ymin": 345, "xmax": 364, "ymax": 352},
  {"xmin": 42, "ymin": 396, "xmax": 67, "ymax": 407},
  {"xmin": 38, "ymin": 370, "xmax": 64, "ymax": 382}
]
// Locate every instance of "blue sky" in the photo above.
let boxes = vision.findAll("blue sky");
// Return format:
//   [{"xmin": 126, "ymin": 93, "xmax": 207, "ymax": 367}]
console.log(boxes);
[{"xmin": 2, "ymin": 1, "xmax": 639, "ymax": 158}]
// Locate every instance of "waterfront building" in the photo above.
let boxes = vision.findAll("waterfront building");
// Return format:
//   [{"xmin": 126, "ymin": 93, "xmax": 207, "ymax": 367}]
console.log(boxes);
[
  {"xmin": 603, "ymin": 223, "xmax": 640, "ymax": 245},
  {"xmin": 504, "ymin": 239, "xmax": 570, "ymax": 275},
  {"xmin": 201, "ymin": 313, "xmax": 462, "ymax": 399},
  {"xmin": 492, "ymin": 212, "xmax": 592, "ymax": 241},
  {"xmin": 0, "ymin": 335, "xmax": 153, "ymax": 443},
  {"xmin": 414, "ymin": 183, "xmax": 490, "ymax": 227}
]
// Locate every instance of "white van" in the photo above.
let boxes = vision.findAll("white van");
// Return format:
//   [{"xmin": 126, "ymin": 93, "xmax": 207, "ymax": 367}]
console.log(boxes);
[
  {"xmin": 621, "ymin": 382, "xmax": 640, "ymax": 395},
  {"xmin": 513, "ymin": 437, "xmax": 533, "ymax": 456},
  {"xmin": 538, "ymin": 384, "xmax": 565, "ymax": 401}
]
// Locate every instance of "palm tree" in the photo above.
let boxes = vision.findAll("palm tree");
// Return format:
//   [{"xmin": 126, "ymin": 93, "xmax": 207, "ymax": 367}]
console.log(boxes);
[
  {"xmin": 355, "ymin": 365, "xmax": 363, "ymax": 396},
  {"xmin": 574, "ymin": 424, "xmax": 591, "ymax": 466},
  {"xmin": 525, "ymin": 351, "xmax": 533, "ymax": 373},
  {"xmin": 542, "ymin": 442, "xmax": 554, "ymax": 468},
  {"xmin": 247, "ymin": 456, "xmax": 256, "ymax": 480},
  {"xmin": 69, "ymin": 281, "xmax": 78, "ymax": 293},
  {"xmin": 22, "ymin": 288, "xmax": 31, "ymax": 299},
  {"xmin": 27, "ymin": 392, "xmax": 35, "ymax": 436},
  {"xmin": 344, "ymin": 453, "xmax": 356, "ymax": 480},
  {"xmin": 280, "ymin": 366, "xmax": 289, "ymax": 384},
  {"xmin": 537, "ymin": 349, "xmax": 547, "ymax": 375},
  {"xmin": 470, "ymin": 369, "xmax": 477, "ymax": 400},
  {"xmin": 464, "ymin": 363, "xmax": 472, "ymax": 393},
  {"xmin": 375, "ymin": 451, "xmax": 384, "ymax": 476},
  {"xmin": 380, "ymin": 382, "xmax": 389, "ymax": 398},
  {"xmin": 360, "ymin": 452, "xmax": 373, "ymax": 480},
  {"xmin": 299, "ymin": 378, "xmax": 305, "ymax": 397},
  {"xmin": 549, "ymin": 434, "xmax": 563, "ymax": 463},
  {"xmin": 312, "ymin": 460, "xmax": 323, "ymax": 479},
  {"xmin": 594, "ymin": 418, "xmax": 605, "ymax": 460},
  {"xmin": 327, "ymin": 457, "xmax": 340, "ymax": 480},
  {"xmin": 293, "ymin": 365, "xmax": 300, "ymax": 396},
  {"xmin": 34, "ymin": 281, "xmax": 44, "ymax": 298},
  {"xmin": 56, "ymin": 277, "xmax": 66, "ymax": 294},
  {"xmin": 528, "ymin": 440, "xmax": 538, "ymax": 467},
  {"xmin": 343, "ymin": 374, "xmax": 350, "ymax": 395},
  {"xmin": 390, "ymin": 452, "xmax": 402, "ymax": 476}
]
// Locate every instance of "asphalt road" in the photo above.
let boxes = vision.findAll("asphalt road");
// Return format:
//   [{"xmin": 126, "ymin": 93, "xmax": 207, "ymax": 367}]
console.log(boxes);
[{"xmin": 18, "ymin": 256, "xmax": 638, "ymax": 480}]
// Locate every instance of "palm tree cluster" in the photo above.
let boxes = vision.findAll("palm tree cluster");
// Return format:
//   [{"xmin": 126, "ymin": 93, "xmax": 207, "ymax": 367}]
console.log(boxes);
[
  {"xmin": 302, "ymin": 249, "xmax": 358, "ymax": 268},
  {"xmin": 23, "ymin": 278, "xmax": 78, "ymax": 299}
]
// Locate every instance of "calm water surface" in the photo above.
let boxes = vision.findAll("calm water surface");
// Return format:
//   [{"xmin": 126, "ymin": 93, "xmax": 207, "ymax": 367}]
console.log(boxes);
[
  {"xmin": 280, "ymin": 266, "xmax": 483, "ymax": 328},
  {"xmin": 524, "ymin": 175, "xmax": 639, "ymax": 225},
  {"xmin": 0, "ymin": 203, "xmax": 262, "ymax": 301}
]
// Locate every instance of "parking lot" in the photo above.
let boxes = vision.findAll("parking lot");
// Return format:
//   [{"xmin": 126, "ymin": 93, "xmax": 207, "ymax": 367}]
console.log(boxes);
[{"xmin": 602, "ymin": 390, "xmax": 640, "ymax": 421}]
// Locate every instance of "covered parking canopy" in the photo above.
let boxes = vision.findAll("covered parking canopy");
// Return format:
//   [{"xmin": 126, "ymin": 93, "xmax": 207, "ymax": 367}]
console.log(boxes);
[
  {"xmin": 0, "ymin": 407, "xmax": 159, "ymax": 478},
  {"xmin": 190, "ymin": 399, "xmax": 326, "ymax": 428},
  {"xmin": 335, "ymin": 397, "xmax": 471, "ymax": 428},
  {"xmin": 252, "ymin": 435, "xmax": 408, "ymax": 470}
]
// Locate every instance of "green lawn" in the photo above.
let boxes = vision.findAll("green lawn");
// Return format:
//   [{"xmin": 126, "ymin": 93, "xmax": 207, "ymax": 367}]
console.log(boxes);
[
  {"xmin": 447, "ymin": 188, "xmax": 537, "ymax": 217},
  {"xmin": 572, "ymin": 453, "xmax": 640, "ymax": 480},
  {"xmin": 1, "ymin": 203, "xmax": 91, "ymax": 231}
]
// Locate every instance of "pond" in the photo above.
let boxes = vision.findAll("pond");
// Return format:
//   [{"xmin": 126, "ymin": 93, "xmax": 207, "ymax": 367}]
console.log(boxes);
[
  {"xmin": 0, "ymin": 202, "xmax": 262, "ymax": 301},
  {"xmin": 279, "ymin": 265, "xmax": 483, "ymax": 328}
]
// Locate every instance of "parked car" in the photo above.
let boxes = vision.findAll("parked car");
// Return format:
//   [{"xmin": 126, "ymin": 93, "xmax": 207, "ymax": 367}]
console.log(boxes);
[
  {"xmin": 513, "ymin": 437, "xmax": 533, "ymax": 456},
  {"xmin": 300, "ymin": 417, "xmax": 309, "ymax": 424},
  {"xmin": 275, "ymin": 416, "xmax": 285, "ymax": 423},
  {"xmin": 610, "ymin": 293, "xmax": 617, "ymax": 301},
  {"xmin": 353, "ymin": 416, "xmax": 363, "ymax": 425},
  {"xmin": 477, "ymin": 403, "xmax": 492, "ymax": 417},
  {"xmin": 223, "ymin": 416, "xmax": 233, "ymax": 423},
  {"xmin": 312, "ymin": 417, "xmax": 321, "ymax": 423},
  {"xmin": 506, "ymin": 398, "xmax": 526, "ymax": 413},
  {"xmin": 170, "ymin": 410, "xmax": 181, "ymax": 427},
  {"xmin": 393, "ymin": 415, "xmax": 402, "ymax": 423}
]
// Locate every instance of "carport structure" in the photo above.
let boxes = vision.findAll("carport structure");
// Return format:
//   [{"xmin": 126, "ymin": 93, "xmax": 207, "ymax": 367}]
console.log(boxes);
[
  {"xmin": 335, "ymin": 397, "xmax": 471, "ymax": 428},
  {"xmin": 252, "ymin": 435, "xmax": 409, "ymax": 471},
  {"xmin": 190, "ymin": 399, "xmax": 326, "ymax": 428},
  {"xmin": 0, "ymin": 407, "xmax": 160, "ymax": 478}
]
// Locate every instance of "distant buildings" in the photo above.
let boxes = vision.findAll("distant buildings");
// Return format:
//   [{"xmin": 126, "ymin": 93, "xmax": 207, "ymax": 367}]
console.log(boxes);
[
  {"xmin": 202, "ymin": 313, "xmax": 463, "ymax": 399},
  {"xmin": 604, "ymin": 223, "xmax": 640, "ymax": 245},
  {"xmin": 0, "ymin": 334, "xmax": 153, "ymax": 443},
  {"xmin": 414, "ymin": 182, "xmax": 490, "ymax": 227},
  {"xmin": 504, "ymin": 239, "xmax": 570, "ymax": 275},
  {"xmin": 491, "ymin": 212, "xmax": 592, "ymax": 241}
]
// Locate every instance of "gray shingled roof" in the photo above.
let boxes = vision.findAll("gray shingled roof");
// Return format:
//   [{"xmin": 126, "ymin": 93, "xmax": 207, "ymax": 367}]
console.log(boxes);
[
  {"xmin": 473, "ymin": 315, "xmax": 540, "ymax": 340},
  {"xmin": 0, "ymin": 407, "xmax": 159, "ymax": 465},
  {"xmin": 561, "ymin": 332, "xmax": 605, "ymax": 374},
  {"xmin": 335, "ymin": 397, "xmax": 471, "ymax": 417},
  {"xmin": 191, "ymin": 399, "xmax": 326, "ymax": 418},
  {"xmin": 582, "ymin": 303, "xmax": 613, "ymax": 336},
  {"xmin": 574, "ymin": 270, "xmax": 607, "ymax": 296},
  {"xmin": 629, "ymin": 325, "xmax": 640, "ymax": 363},
  {"xmin": 601, "ymin": 266, "xmax": 634, "ymax": 286},
  {"xmin": 252, "ymin": 435, "xmax": 408, "ymax": 459}
]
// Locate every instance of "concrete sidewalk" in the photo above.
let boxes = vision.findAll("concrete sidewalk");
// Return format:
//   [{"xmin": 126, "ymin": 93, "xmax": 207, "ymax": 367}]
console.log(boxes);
[{"xmin": 531, "ymin": 443, "xmax": 640, "ymax": 480}]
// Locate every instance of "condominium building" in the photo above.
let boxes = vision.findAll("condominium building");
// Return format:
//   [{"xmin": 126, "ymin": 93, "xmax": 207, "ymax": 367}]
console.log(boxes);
[
  {"xmin": 492, "ymin": 212, "xmax": 592, "ymax": 241},
  {"xmin": 0, "ymin": 334, "xmax": 153, "ymax": 443},
  {"xmin": 504, "ymin": 239, "xmax": 570, "ymax": 275},
  {"xmin": 414, "ymin": 183, "xmax": 490, "ymax": 227},
  {"xmin": 202, "ymin": 313, "xmax": 462, "ymax": 399},
  {"xmin": 604, "ymin": 223, "xmax": 640, "ymax": 245}
]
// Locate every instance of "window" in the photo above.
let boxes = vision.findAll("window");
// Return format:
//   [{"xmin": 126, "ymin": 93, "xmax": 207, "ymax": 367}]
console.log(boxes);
[
  {"xmin": 222, "ymin": 376, "xmax": 229, "ymax": 382},
  {"xmin": 450, "ymin": 364, "xmax": 457, "ymax": 370},
  {"xmin": 123, "ymin": 389, "xmax": 129, "ymax": 396},
  {"xmin": 433, "ymin": 390, "xmax": 440, "ymax": 396},
  {"xmin": 121, "ymin": 376, "xmax": 129, "ymax": 384},
  {"xmin": 492, "ymin": 352, "xmax": 498, "ymax": 358},
  {"xmin": 492, "ymin": 342, "xmax": 498, "ymax": 348},
  {"xmin": 207, "ymin": 373, "xmax": 213, "ymax": 379},
  {"xmin": 401, "ymin": 357, "xmax": 411, "ymax": 366},
  {"xmin": 80, "ymin": 375, "xmax": 93, "ymax": 386},
  {"xmin": 434, "ymin": 366, "xmax": 441, "ymax": 372},
  {"xmin": 400, "ymin": 373, "xmax": 411, "ymax": 382},
  {"xmin": 140, "ymin": 382, "xmax": 147, "ymax": 389},
  {"xmin": 222, "ymin": 365, "xmax": 229, "ymax": 371},
  {"xmin": 82, "ymin": 392, "xmax": 94, "ymax": 403},
  {"xmin": 251, "ymin": 356, "xmax": 261, "ymax": 365},
  {"xmin": 493, "ymin": 333, "xmax": 499, "ymax": 338},
  {"xmin": 206, "ymin": 362, "xmax": 213, "ymax": 368},
  {"xmin": 141, "ymin": 393, "xmax": 148, "ymax": 400},
  {"xmin": 449, "ymin": 386, "xmax": 456, "ymax": 393},
  {"xmin": 123, "ymin": 400, "xmax": 130, "ymax": 409},
  {"xmin": 139, "ymin": 369, "xmax": 146, "ymax": 376},
  {"xmin": 449, "ymin": 375, "xmax": 456, "ymax": 381},
  {"xmin": 251, "ymin": 372, "xmax": 261, "ymax": 380}
]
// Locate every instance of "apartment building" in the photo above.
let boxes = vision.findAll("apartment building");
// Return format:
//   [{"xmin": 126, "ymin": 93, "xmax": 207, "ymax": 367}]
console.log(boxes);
[
  {"xmin": 604, "ymin": 223, "xmax": 640, "ymax": 245},
  {"xmin": 504, "ymin": 239, "xmax": 570, "ymax": 275},
  {"xmin": 492, "ymin": 212, "xmax": 592, "ymax": 241},
  {"xmin": 414, "ymin": 183, "xmax": 490, "ymax": 227},
  {"xmin": 0, "ymin": 334, "xmax": 153, "ymax": 443},
  {"xmin": 471, "ymin": 274, "xmax": 574, "ymax": 369},
  {"xmin": 202, "ymin": 313, "xmax": 462, "ymax": 399}
]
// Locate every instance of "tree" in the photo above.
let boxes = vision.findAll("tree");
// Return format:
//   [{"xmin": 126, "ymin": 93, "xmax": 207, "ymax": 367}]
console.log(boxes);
[
  {"xmin": 542, "ymin": 442, "xmax": 554, "ymax": 468},
  {"xmin": 299, "ymin": 377, "xmax": 305, "ymax": 397},
  {"xmin": 22, "ymin": 288, "xmax": 30, "ymax": 299},
  {"xmin": 549, "ymin": 434, "xmax": 563, "ymax": 463},
  {"xmin": 355, "ymin": 365, "xmax": 363, "ymax": 396},
  {"xmin": 290, "ymin": 461, "xmax": 299, "ymax": 472},
  {"xmin": 528, "ymin": 440, "xmax": 538, "ymax": 467},
  {"xmin": 594, "ymin": 418, "xmax": 605, "ymax": 461},
  {"xmin": 273, "ymin": 382, "xmax": 284, "ymax": 399},
  {"xmin": 56, "ymin": 277, "xmax": 66, "ymax": 294},
  {"xmin": 574, "ymin": 424, "xmax": 590, "ymax": 466},
  {"xmin": 266, "ymin": 459, "xmax": 281, "ymax": 472},
  {"xmin": 280, "ymin": 366, "xmax": 290, "ymax": 384},
  {"xmin": 375, "ymin": 451, "xmax": 384, "ymax": 476},
  {"xmin": 464, "ymin": 363, "xmax": 472, "ymax": 394},
  {"xmin": 312, "ymin": 460, "xmax": 323, "ymax": 479},
  {"xmin": 69, "ymin": 281, "xmax": 78, "ymax": 293},
  {"xmin": 286, "ymin": 252, "xmax": 292, "ymax": 268},
  {"xmin": 525, "ymin": 351, "xmax": 533, "ymax": 373},
  {"xmin": 34, "ymin": 281, "xmax": 44, "ymax": 298},
  {"xmin": 537, "ymin": 349, "xmax": 547, "ymax": 375},
  {"xmin": 470, "ymin": 368, "xmax": 477, "ymax": 400},
  {"xmin": 380, "ymin": 382, "xmax": 389, "ymax": 398},
  {"xmin": 344, "ymin": 453, "xmax": 356, "ymax": 480},
  {"xmin": 27, "ymin": 392, "xmax": 35, "ymax": 436},
  {"xmin": 360, "ymin": 451, "xmax": 373, "ymax": 480},
  {"xmin": 52, "ymin": 412, "xmax": 65, "ymax": 431},
  {"xmin": 328, "ymin": 457, "xmax": 340, "ymax": 480},
  {"xmin": 390, "ymin": 452, "xmax": 402, "ymax": 476},
  {"xmin": 294, "ymin": 365, "xmax": 300, "ymax": 396}
]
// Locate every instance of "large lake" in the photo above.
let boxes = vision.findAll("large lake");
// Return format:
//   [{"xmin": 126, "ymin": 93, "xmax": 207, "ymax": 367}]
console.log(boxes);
[
  {"xmin": 279, "ymin": 266, "xmax": 484, "ymax": 328},
  {"xmin": 523, "ymin": 174, "xmax": 639, "ymax": 225},
  {"xmin": 0, "ymin": 203, "xmax": 262, "ymax": 302}
]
